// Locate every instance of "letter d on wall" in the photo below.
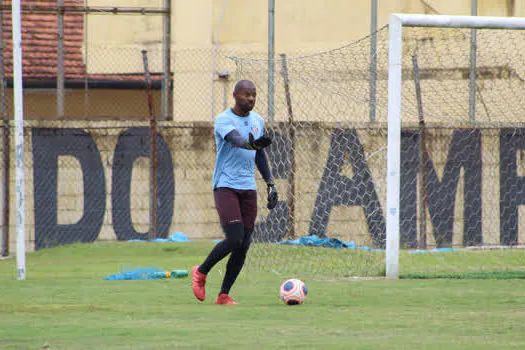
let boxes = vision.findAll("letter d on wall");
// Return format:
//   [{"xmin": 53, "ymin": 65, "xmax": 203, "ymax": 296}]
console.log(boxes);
[{"xmin": 32, "ymin": 128, "xmax": 106, "ymax": 249}]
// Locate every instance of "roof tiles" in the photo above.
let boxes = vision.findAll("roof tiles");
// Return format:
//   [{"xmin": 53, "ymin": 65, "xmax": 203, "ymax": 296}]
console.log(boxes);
[{"xmin": 1, "ymin": 1, "xmax": 162, "ymax": 83}]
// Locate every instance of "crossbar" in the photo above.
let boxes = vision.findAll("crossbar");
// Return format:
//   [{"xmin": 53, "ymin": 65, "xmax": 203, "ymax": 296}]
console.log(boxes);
[
  {"xmin": 393, "ymin": 13, "xmax": 525, "ymax": 29},
  {"xmin": 385, "ymin": 14, "xmax": 525, "ymax": 279}
]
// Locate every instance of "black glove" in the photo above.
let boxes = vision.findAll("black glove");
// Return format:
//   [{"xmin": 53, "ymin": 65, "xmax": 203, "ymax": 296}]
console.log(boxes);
[
  {"xmin": 267, "ymin": 182, "xmax": 278, "ymax": 210},
  {"xmin": 248, "ymin": 133, "xmax": 272, "ymax": 150}
]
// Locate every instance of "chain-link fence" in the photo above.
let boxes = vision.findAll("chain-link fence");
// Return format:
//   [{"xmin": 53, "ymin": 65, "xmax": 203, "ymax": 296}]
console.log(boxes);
[{"xmin": 1, "ymin": 9, "xmax": 525, "ymax": 278}]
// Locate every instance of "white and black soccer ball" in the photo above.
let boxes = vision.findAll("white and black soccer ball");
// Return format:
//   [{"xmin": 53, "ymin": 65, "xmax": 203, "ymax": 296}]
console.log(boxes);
[{"xmin": 279, "ymin": 278, "xmax": 308, "ymax": 305}]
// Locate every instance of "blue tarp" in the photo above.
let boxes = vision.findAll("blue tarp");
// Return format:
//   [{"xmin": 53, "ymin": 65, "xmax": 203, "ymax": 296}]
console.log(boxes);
[
  {"xmin": 128, "ymin": 232, "xmax": 191, "ymax": 243},
  {"xmin": 104, "ymin": 266, "xmax": 164, "ymax": 280},
  {"xmin": 408, "ymin": 247, "xmax": 457, "ymax": 254},
  {"xmin": 277, "ymin": 235, "xmax": 385, "ymax": 252},
  {"xmin": 104, "ymin": 266, "xmax": 188, "ymax": 280},
  {"xmin": 127, "ymin": 232, "xmax": 453, "ymax": 254}
]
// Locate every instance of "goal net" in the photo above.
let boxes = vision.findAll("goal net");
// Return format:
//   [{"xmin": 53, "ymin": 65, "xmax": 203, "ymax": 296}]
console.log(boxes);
[
  {"xmin": 229, "ymin": 36, "xmax": 391, "ymax": 279},
  {"xmin": 230, "ymin": 14, "xmax": 525, "ymax": 279}
]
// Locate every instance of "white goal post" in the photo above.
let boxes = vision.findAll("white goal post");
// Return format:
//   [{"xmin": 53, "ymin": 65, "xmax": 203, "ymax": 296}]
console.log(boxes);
[
  {"xmin": 386, "ymin": 14, "xmax": 525, "ymax": 278},
  {"xmin": 12, "ymin": 0, "xmax": 26, "ymax": 280}
]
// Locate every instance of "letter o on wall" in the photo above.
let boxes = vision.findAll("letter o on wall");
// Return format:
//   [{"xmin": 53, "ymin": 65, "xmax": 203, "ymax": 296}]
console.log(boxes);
[{"xmin": 111, "ymin": 128, "xmax": 174, "ymax": 240}]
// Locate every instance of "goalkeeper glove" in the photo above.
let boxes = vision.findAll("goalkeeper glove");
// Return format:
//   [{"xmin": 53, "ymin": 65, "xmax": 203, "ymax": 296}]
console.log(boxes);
[
  {"xmin": 267, "ymin": 181, "xmax": 278, "ymax": 210},
  {"xmin": 248, "ymin": 133, "xmax": 272, "ymax": 150}
]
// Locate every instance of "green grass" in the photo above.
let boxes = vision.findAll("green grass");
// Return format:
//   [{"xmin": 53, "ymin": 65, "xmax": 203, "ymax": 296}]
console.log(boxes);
[
  {"xmin": 398, "ymin": 248, "xmax": 525, "ymax": 276},
  {"xmin": 1, "ymin": 242, "xmax": 525, "ymax": 349}
]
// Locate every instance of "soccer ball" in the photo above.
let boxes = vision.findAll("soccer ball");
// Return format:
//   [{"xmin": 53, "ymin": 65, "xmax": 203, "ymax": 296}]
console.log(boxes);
[{"xmin": 279, "ymin": 278, "xmax": 308, "ymax": 305}]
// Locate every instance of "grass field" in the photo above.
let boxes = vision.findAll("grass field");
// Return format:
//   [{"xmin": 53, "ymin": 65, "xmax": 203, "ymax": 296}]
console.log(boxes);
[{"xmin": 1, "ymin": 241, "xmax": 524, "ymax": 349}]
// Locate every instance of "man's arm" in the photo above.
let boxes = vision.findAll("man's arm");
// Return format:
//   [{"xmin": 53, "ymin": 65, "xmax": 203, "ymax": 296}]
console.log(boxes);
[
  {"xmin": 224, "ymin": 129, "xmax": 251, "ymax": 149},
  {"xmin": 255, "ymin": 149, "xmax": 278, "ymax": 210},
  {"xmin": 224, "ymin": 129, "xmax": 272, "ymax": 150},
  {"xmin": 255, "ymin": 148, "xmax": 273, "ymax": 184}
]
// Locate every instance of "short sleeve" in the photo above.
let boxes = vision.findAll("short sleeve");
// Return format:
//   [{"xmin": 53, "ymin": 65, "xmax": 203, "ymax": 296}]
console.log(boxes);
[{"xmin": 214, "ymin": 114, "xmax": 236, "ymax": 140}]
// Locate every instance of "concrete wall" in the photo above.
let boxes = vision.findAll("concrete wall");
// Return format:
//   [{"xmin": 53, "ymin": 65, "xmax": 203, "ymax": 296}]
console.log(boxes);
[
  {"xmin": 7, "ymin": 89, "xmax": 162, "ymax": 120},
  {"xmin": 4, "ymin": 121, "xmax": 525, "ymax": 253}
]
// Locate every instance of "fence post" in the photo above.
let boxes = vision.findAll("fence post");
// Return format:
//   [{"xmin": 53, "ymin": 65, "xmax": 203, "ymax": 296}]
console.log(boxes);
[
  {"xmin": 469, "ymin": 0, "xmax": 478, "ymax": 122},
  {"xmin": 412, "ymin": 55, "xmax": 427, "ymax": 249},
  {"xmin": 0, "ymin": 7, "xmax": 10, "ymax": 257},
  {"xmin": 268, "ymin": 0, "xmax": 275, "ymax": 123},
  {"xmin": 142, "ymin": 50, "xmax": 158, "ymax": 240},
  {"xmin": 280, "ymin": 54, "xmax": 296, "ymax": 240},
  {"xmin": 57, "ymin": 0, "xmax": 65, "ymax": 118},
  {"xmin": 162, "ymin": 0, "xmax": 172, "ymax": 120},
  {"xmin": 369, "ymin": 0, "xmax": 378, "ymax": 122}
]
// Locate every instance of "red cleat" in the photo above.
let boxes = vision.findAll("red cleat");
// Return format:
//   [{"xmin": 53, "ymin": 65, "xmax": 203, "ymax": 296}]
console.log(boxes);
[
  {"xmin": 191, "ymin": 266, "xmax": 207, "ymax": 301},
  {"xmin": 215, "ymin": 293, "xmax": 238, "ymax": 305}
]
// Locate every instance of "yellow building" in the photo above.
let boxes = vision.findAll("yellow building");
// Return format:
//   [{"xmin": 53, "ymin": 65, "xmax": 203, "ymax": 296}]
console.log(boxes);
[
  {"xmin": 3, "ymin": 0, "xmax": 523, "ymax": 121},
  {"xmin": 165, "ymin": 0, "xmax": 525, "ymax": 121}
]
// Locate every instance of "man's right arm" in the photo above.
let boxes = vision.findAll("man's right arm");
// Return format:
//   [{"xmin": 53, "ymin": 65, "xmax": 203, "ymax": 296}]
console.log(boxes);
[
  {"xmin": 225, "ymin": 129, "xmax": 251, "ymax": 149},
  {"xmin": 225, "ymin": 129, "xmax": 272, "ymax": 150}
]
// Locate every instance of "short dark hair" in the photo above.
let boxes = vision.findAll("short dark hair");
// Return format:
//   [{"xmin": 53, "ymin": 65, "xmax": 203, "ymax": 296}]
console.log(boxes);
[{"xmin": 234, "ymin": 80, "xmax": 256, "ymax": 94}]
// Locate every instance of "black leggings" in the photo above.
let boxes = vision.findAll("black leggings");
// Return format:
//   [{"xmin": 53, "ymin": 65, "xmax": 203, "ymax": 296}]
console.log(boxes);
[{"xmin": 198, "ymin": 223, "xmax": 253, "ymax": 295}]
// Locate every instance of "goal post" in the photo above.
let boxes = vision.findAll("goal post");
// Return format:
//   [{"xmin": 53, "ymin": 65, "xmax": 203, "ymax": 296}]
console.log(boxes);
[
  {"xmin": 227, "ymin": 15, "xmax": 525, "ymax": 279},
  {"xmin": 386, "ymin": 14, "xmax": 525, "ymax": 278},
  {"xmin": 12, "ymin": 0, "xmax": 26, "ymax": 280}
]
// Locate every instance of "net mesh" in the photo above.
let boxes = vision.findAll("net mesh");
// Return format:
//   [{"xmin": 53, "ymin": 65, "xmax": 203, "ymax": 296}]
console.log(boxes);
[
  {"xmin": 230, "ymin": 29, "xmax": 391, "ymax": 278},
  {"xmin": 397, "ymin": 26, "xmax": 525, "ymax": 276},
  {"xmin": 230, "ymin": 25, "xmax": 525, "ymax": 278}
]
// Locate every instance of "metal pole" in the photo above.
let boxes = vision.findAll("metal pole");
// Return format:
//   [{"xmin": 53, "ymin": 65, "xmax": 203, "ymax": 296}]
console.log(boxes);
[
  {"xmin": 469, "ymin": 0, "xmax": 477, "ymax": 122},
  {"xmin": 0, "ymin": 5, "xmax": 170, "ymax": 14},
  {"xmin": 84, "ymin": 0, "xmax": 89, "ymax": 117},
  {"xmin": 57, "ymin": 0, "xmax": 65, "ymax": 118},
  {"xmin": 386, "ymin": 14, "xmax": 403, "ymax": 279},
  {"xmin": 0, "ymin": 6, "xmax": 10, "ymax": 258},
  {"xmin": 507, "ymin": 0, "xmax": 515, "ymax": 17},
  {"xmin": 222, "ymin": 78, "xmax": 228, "ymax": 110},
  {"xmin": 412, "ymin": 55, "xmax": 427, "ymax": 249},
  {"xmin": 142, "ymin": 50, "xmax": 158, "ymax": 240},
  {"xmin": 280, "ymin": 54, "xmax": 296, "ymax": 240},
  {"xmin": 268, "ymin": 0, "xmax": 275, "ymax": 123},
  {"xmin": 161, "ymin": 0, "xmax": 171, "ymax": 120},
  {"xmin": 12, "ymin": 0, "xmax": 27, "ymax": 280},
  {"xmin": 369, "ymin": 0, "xmax": 378, "ymax": 122}
]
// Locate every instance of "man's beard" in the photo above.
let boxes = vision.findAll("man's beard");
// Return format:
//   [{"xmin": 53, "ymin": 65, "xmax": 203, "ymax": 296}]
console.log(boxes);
[{"xmin": 240, "ymin": 103, "xmax": 254, "ymax": 113}]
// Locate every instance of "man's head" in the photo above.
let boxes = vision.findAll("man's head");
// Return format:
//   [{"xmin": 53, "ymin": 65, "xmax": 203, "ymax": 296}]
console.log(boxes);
[{"xmin": 233, "ymin": 80, "xmax": 256, "ymax": 116}]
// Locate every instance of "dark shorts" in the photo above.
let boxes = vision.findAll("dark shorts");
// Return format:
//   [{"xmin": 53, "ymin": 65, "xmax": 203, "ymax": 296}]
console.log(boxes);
[{"xmin": 214, "ymin": 187, "xmax": 258, "ymax": 229}]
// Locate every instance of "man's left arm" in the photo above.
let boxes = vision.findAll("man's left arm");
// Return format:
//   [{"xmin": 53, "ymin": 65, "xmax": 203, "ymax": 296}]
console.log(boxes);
[{"xmin": 255, "ymin": 149, "xmax": 278, "ymax": 210}]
